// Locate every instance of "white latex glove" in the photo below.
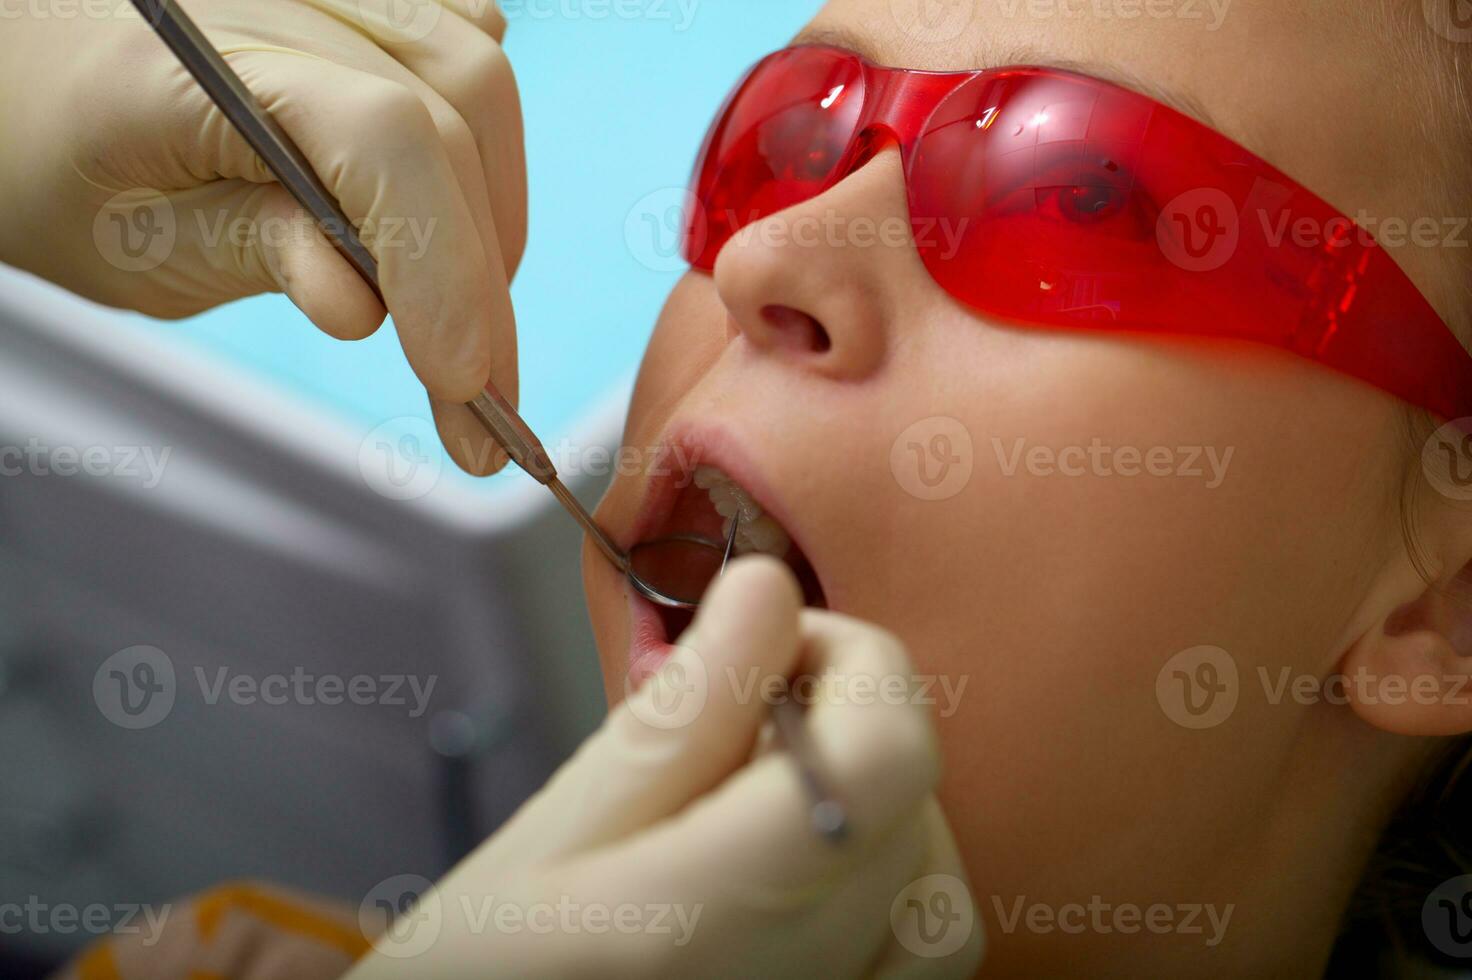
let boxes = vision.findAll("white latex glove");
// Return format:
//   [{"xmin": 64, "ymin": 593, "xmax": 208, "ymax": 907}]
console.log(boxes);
[
  {"xmin": 346, "ymin": 557, "xmax": 985, "ymax": 979},
  {"xmin": 0, "ymin": 0, "xmax": 525, "ymax": 474}
]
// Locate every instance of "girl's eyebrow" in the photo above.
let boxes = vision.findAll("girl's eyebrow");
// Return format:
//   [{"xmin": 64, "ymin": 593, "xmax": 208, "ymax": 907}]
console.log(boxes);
[{"xmin": 791, "ymin": 23, "xmax": 1223, "ymax": 132}]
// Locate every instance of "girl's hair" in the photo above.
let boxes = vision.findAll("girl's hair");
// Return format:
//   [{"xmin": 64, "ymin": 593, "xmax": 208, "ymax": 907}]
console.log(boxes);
[{"xmin": 1331, "ymin": 737, "xmax": 1472, "ymax": 974}]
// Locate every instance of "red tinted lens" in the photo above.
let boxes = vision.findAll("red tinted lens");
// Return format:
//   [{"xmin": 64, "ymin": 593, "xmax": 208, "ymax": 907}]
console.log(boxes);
[
  {"xmin": 684, "ymin": 47, "xmax": 866, "ymax": 269},
  {"xmin": 910, "ymin": 70, "xmax": 1229, "ymax": 330},
  {"xmin": 906, "ymin": 68, "xmax": 1471, "ymax": 422}
]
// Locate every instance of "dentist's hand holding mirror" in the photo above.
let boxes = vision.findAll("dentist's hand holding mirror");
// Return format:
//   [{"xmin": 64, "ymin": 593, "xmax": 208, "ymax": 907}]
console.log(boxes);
[
  {"xmin": 0, "ymin": 0, "xmax": 525, "ymax": 473},
  {"xmin": 346, "ymin": 558, "xmax": 985, "ymax": 979}
]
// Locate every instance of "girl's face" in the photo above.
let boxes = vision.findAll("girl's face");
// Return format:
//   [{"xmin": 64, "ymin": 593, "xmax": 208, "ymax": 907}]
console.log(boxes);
[{"xmin": 585, "ymin": 0, "xmax": 1463, "ymax": 971}]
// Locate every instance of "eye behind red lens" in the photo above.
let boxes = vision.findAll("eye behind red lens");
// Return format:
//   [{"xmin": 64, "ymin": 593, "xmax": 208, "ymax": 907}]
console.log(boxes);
[
  {"xmin": 909, "ymin": 71, "xmax": 1177, "ymax": 324},
  {"xmin": 683, "ymin": 47, "xmax": 867, "ymax": 270}
]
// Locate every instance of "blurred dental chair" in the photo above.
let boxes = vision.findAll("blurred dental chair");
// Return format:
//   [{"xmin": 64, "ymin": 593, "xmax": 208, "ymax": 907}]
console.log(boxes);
[{"xmin": 0, "ymin": 263, "xmax": 614, "ymax": 970}]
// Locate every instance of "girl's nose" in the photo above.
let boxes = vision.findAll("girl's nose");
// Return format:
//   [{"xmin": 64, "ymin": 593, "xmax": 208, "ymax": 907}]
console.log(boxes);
[{"xmin": 710, "ymin": 146, "xmax": 926, "ymax": 380}]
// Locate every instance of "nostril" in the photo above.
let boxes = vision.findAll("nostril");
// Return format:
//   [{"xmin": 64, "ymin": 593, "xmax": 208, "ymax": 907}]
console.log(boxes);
[{"xmin": 760, "ymin": 304, "xmax": 832, "ymax": 354}]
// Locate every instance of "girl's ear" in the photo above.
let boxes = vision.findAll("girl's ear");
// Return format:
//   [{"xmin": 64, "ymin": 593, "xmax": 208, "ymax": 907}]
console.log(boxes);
[
  {"xmin": 1343, "ymin": 423, "xmax": 1472, "ymax": 736},
  {"xmin": 1341, "ymin": 560, "xmax": 1472, "ymax": 737}
]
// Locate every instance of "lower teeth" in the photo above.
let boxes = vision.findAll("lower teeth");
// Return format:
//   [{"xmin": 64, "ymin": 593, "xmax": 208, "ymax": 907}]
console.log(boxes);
[{"xmin": 693, "ymin": 465, "xmax": 790, "ymax": 558}]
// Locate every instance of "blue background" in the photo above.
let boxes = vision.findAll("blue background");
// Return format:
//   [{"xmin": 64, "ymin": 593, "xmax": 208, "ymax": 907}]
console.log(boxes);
[{"xmin": 125, "ymin": 0, "xmax": 823, "ymax": 490}]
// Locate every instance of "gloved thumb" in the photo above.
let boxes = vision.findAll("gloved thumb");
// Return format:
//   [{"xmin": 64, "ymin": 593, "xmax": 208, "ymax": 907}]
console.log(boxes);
[
  {"xmin": 167, "ymin": 181, "xmax": 385, "ymax": 340},
  {"xmin": 471, "ymin": 556, "xmax": 805, "ymax": 871}
]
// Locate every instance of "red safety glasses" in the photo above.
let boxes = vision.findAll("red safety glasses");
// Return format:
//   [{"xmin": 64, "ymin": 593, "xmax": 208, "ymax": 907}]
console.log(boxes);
[{"xmin": 684, "ymin": 44, "xmax": 1472, "ymax": 424}]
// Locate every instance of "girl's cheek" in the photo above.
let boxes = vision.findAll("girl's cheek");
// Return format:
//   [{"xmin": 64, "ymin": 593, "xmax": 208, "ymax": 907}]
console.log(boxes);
[{"xmin": 625, "ymin": 274, "xmax": 727, "ymax": 444}]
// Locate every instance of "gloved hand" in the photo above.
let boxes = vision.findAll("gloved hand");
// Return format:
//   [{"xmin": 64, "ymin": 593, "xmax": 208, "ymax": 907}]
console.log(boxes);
[
  {"xmin": 0, "ymin": 0, "xmax": 525, "ymax": 474},
  {"xmin": 345, "ymin": 557, "xmax": 985, "ymax": 979}
]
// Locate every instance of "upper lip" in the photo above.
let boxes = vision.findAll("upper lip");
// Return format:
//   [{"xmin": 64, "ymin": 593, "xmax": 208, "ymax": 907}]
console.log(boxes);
[{"xmin": 620, "ymin": 421, "xmax": 810, "ymax": 566}]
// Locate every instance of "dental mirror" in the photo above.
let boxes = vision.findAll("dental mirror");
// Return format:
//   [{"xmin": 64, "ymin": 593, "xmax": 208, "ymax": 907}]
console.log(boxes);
[
  {"xmin": 629, "ymin": 516, "xmax": 850, "ymax": 844},
  {"xmin": 625, "ymin": 523, "xmax": 739, "ymax": 610}
]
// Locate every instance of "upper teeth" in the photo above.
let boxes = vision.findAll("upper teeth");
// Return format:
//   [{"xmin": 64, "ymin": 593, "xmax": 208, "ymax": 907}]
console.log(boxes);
[{"xmin": 693, "ymin": 465, "xmax": 790, "ymax": 558}]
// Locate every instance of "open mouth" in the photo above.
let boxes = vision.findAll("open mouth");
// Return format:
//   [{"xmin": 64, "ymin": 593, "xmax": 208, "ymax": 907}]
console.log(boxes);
[{"xmin": 632, "ymin": 463, "xmax": 827, "ymax": 644}]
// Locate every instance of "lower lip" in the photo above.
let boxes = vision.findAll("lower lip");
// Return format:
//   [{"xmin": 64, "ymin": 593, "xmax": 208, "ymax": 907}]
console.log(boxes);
[{"xmin": 626, "ymin": 589, "xmax": 677, "ymax": 688}]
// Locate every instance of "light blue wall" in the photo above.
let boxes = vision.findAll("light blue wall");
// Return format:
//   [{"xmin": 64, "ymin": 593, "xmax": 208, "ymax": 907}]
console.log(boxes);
[{"xmin": 125, "ymin": 0, "xmax": 824, "ymax": 491}]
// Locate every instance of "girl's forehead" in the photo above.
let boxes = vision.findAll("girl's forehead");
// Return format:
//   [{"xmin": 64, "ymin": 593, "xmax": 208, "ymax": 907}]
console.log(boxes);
[
  {"xmin": 802, "ymin": 0, "xmax": 1423, "ymax": 164},
  {"xmin": 792, "ymin": 22, "xmax": 1225, "ymax": 131}
]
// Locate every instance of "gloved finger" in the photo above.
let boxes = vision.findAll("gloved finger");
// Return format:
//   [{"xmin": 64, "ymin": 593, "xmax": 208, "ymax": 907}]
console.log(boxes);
[
  {"xmin": 204, "ymin": 50, "xmax": 504, "ymax": 405},
  {"xmin": 465, "ymin": 556, "xmax": 805, "ymax": 872},
  {"xmin": 164, "ymin": 181, "xmax": 385, "ymax": 339},
  {"xmin": 331, "ymin": 0, "xmax": 510, "ymax": 44},
  {"xmin": 333, "ymin": 0, "xmax": 528, "ymax": 280},
  {"xmin": 533, "ymin": 784, "xmax": 934, "ymax": 979},
  {"xmin": 869, "ymin": 797, "xmax": 987, "ymax": 980},
  {"xmin": 222, "ymin": 38, "xmax": 521, "ymax": 476},
  {"xmin": 430, "ymin": 397, "xmax": 511, "ymax": 477},
  {"xmin": 583, "ymin": 608, "xmax": 941, "ymax": 893},
  {"xmin": 240, "ymin": 44, "xmax": 518, "ymax": 412},
  {"xmin": 795, "ymin": 609, "xmax": 943, "ymax": 839},
  {"xmin": 442, "ymin": 0, "xmax": 511, "ymax": 41},
  {"xmin": 375, "ymin": 796, "xmax": 964, "ymax": 979}
]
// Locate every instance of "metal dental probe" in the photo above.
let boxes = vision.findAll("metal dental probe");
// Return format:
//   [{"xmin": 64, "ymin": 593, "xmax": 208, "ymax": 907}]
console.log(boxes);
[{"xmin": 131, "ymin": 0, "xmax": 847, "ymax": 842}]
